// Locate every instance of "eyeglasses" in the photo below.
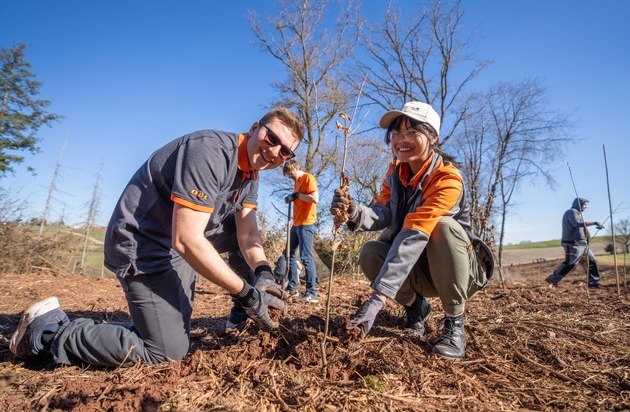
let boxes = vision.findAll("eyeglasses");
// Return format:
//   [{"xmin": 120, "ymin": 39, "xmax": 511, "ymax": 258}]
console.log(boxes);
[
  {"xmin": 260, "ymin": 123, "xmax": 296, "ymax": 160},
  {"xmin": 387, "ymin": 130, "xmax": 423, "ymax": 141}
]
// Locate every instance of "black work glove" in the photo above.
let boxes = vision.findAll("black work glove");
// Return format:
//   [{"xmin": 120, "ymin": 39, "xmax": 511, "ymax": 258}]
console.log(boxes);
[
  {"xmin": 255, "ymin": 264, "xmax": 288, "ymax": 300},
  {"xmin": 346, "ymin": 293, "xmax": 385, "ymax": 338},
  {"xmin": 284, "ymin": 192, "xmax": 299, "ymax": 204},
  {"xmin": 330, "ymin": 188, "xmax": 358, "ymax": 222},
  {"xmin": 595, "ymin": 222, "xmax": 605, "ymax": 230},
  {"xmin": 231, "ymin": 282, "xmax": 286, "ymax": 329}
]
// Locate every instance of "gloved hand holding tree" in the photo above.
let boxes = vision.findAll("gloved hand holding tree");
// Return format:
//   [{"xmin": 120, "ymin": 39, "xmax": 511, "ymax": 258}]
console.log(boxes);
[
  {"xmin": 330, "ymin": 187, "xmax": 358, "ymax": 225},
  {"xmin": 595, "ymin": 222, "xmax": 605, "ymax": 230}
]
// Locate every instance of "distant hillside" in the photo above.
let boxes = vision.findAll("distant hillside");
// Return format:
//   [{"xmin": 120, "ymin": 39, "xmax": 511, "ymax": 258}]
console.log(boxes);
[{"xmin": 503, "ymin": 235, "xmax": 608, "ymax": 250}]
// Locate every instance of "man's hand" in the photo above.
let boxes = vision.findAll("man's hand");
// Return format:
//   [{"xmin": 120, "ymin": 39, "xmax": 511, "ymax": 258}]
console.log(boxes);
[
  {"xmin": 255, "ymin": 265, "xmax": 288, "ymax": 300},
  {"xmin": 346, "ymin": 293, "xmax": 385, "ymax": 338},
  {"xmin": 284, "ymin": 192, "xmax": 299, "ymax": 204},
  {"xmin": 330, "ymin": 188, "xmax": 358, "ymax": 224},
  {"xmin": 231, "ymin": 282, "xmax": 286, "ymax": 329}
]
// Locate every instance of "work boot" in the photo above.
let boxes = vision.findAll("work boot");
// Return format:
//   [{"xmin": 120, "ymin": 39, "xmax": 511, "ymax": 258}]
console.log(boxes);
[
  {"xmin": 545, "ymin": 277, "xmax": 558, "ymax": 288},
  {"xmin": 10, "ymin": 296, "xmax": 69, "ymax": 359},
  {"xmin": 403, "ymin": 295, "xmax": 432, "ymax": 336},
  {"xmin": 431, "ymin": 315, "xmax": 466, "ymax": 360}
]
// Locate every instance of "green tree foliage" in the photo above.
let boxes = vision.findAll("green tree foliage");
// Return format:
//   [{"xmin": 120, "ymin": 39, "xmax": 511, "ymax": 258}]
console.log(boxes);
[{"xmin": 0, "ymin": 42, "xmax": 61, "ymax": 175}]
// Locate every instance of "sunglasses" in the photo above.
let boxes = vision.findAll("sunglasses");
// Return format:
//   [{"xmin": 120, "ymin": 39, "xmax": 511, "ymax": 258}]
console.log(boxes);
[{"xmin": 260, "ymin": 123, "xmax": 296, "ymax": 160}]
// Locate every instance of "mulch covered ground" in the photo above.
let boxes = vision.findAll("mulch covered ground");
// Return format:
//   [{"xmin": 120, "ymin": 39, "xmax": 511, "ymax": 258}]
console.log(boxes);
[{"xmin": 0, "ymin": 261, "xmax": 628, "ymax": 411}]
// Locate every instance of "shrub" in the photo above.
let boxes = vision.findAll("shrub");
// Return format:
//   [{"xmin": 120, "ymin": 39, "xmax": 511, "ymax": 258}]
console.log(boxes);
[{"xmin": 0, "ymin": 223, "xmax": 77, "ymax": 275}]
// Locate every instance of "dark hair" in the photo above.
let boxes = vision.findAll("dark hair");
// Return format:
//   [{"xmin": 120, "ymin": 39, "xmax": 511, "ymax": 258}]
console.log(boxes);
[{"xmin": 384, "ymin": 116, "xmax": 458, "ymax": 165}]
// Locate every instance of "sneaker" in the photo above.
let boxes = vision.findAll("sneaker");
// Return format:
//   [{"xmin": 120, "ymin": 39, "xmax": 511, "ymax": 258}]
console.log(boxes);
[
  {"xmin": 301, "ymin": 293, "xmax": 319, "ymax": 304},
  {"xmin": 431, "ymin": 315, "xmax": 466, "ymax": 360},
  {"xmin": 225, "ymin": 305, "xmax": 249, "ymax": 332},
  {"xmin": 286, "ymin": 289, "xmax": 300, "ymax": 298},
  {"xmin": 588, "ymin": 283, "xmax": 601, "ymax": 288},
  {"xmin": 10, "ymin": 296, "xmax": 69, "ymax": 359},
  {"xmin": 403, "ymin": 295, "xmax": 432, "ymax": 336}
]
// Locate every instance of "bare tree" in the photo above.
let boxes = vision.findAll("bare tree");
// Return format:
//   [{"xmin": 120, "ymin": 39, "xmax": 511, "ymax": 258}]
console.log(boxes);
[
  {"xmin": 614, "ymin": 217, "xmax": 630, "ymax": 254},
  {"xmin": 80, "ymin": 165, "xmax": 102, "ymax": 272},
  {"xmin": 0, "ymin": 187, "xmax": 28, "ymax": 223},
  {"xmin": 39, "ymin": 135, "xmax": 69, "ymax": 237},
  {"xmin": 353, "ymin": 0, "xmax": 489, "ymax": 147},
  {"xmin": 249, "ymin": 0, "xmax": 362, "ymax": 177},
  {"xmin": 345, "ymin": 136, "xmax": 391, "ymax": 204},
  {"xmin": 457, "ymin": 99, "xmax": 494, "ymax": 240},
  {"xmin": 458, "ymin": 78, "xmax": 573, "ymax": 276}
]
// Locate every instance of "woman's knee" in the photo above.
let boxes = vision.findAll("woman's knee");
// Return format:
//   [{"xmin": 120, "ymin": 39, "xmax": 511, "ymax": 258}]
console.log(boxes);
[
  {"xmin": 358, "ymin": 241, "xmax": 388, "ymax": 281},
  {"xmin": 430, "ymin": 217, "xmax": 468, "ymax": 248}
]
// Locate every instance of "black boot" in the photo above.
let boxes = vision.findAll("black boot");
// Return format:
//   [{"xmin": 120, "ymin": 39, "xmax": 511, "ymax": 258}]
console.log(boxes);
[
  {"xmin": 431, "ymin": 315, "xmax": 466, "ymax": 360},
  {"xmin": 403, "ymin": 295, "xmax": 432, "ymax": 336}
]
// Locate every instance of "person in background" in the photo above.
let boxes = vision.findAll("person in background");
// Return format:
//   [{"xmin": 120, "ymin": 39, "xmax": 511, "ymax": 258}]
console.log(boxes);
[
  {"xmin": 330, "ymin": 101, "xmax": 494, "ymax": 360},
  {"xmin": 546, "ymin": 198, "xmax": 604, "ymax": 288},
  {"xmin": 11, "ymin": 107, "xmax": 304, "ymax": 366},
  {"xmin": 282, "ymin": 159, "xmax": 319, "ymax": 303}
]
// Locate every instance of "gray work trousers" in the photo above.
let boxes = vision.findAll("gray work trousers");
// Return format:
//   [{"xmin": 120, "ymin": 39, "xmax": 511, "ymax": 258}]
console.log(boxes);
[
  {"xmin": 359, "ymin": 217, "xmax": 489, "ymax": 315},
  {"xmin": 53, "ymin": 214, "xmax": 254, "ymax": 367}
]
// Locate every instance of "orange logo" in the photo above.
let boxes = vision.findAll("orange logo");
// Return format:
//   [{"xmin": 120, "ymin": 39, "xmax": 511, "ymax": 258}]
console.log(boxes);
[{"xmin": 190, "ymin": 189, "xmax": 208, "ymax": 200}]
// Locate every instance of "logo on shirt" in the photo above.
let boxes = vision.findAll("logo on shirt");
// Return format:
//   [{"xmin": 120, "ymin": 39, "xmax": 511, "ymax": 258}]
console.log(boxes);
[{"xmin": 190, "ymin": 189, "xmax": 208, "ymax": 201}]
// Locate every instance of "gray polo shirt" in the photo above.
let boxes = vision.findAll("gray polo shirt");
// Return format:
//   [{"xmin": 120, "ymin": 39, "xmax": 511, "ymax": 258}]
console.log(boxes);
[{"xmin": 104, "ymin": 130, "xmax": 259, "ymax": 277}]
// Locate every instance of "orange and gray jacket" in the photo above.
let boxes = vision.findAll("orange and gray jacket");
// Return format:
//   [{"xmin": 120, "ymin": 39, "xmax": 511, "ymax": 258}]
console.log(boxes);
[{"xmin": 347, "ymin": 152, "xmax": 492, "ymax": 299}]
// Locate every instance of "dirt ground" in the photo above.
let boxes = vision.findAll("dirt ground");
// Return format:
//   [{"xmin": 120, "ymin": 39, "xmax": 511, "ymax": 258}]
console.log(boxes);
[{"xmin": 0, "ymin": 259, "xmax": 628, "ymax": 412}]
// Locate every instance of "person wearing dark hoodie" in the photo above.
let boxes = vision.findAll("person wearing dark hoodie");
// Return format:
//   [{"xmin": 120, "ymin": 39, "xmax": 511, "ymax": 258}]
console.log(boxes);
[{"xmin": 546, "ymin": 198, "xmax": 604, "ymax": 288}]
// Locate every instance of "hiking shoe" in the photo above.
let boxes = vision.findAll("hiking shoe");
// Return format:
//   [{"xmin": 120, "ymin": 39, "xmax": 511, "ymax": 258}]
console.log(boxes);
[
  {"xmin": 225, "ymin": 305, "xmax": 249, "ymax": 332},
  {"xmin": 431, "ymin": 315, "xmax": 466, "ymax": 360},
  {"xmin": 301, "ymin": 293, "xmax": 319, "ymax": 304},
  {"xmin": 10, "ymin": 296, "xmax": 69, "ymax": 359},
  {"xmin": 286, "ymin": 289, "xmax": 300, "ymax": 298},
  {"xmin": 403, "ymin": 295, "xmax": 432, "ymax": 336}
]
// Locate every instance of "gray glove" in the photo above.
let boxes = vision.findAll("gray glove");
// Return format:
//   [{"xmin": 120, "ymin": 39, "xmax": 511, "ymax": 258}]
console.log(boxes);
[
  {"xmin": 330, "ymin": 188, "xmax": 358, "ymax": 222},
  {"xmin": 255, "ymin": 265, "xmax": 288, "ymax": 300},
  {"xmin": 595, "ymin": 222, "xmax": 605, "ymax": 230},
  {"xmin": 347, "ymin": 293, "xmax": 385, "ymax": 338},
  {"xmin": 231, "ymin": 282, "xmax": 286, "ymax": 329}
]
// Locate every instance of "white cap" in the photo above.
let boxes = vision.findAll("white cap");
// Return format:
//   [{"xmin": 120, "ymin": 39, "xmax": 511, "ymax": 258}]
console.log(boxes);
[{"xmin": 379, "ymin": 101, "xmax": 441, "ymax": 136}]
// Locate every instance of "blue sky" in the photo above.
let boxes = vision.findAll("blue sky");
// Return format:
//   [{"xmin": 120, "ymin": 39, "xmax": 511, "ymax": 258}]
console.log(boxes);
[{"xmin": 1, "ymin": 1, "xmax": 628, "ymax": 244}]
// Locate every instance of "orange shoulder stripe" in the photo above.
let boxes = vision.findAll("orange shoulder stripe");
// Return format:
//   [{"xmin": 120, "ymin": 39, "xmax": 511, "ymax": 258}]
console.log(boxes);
[{"xmin": 171, "ymin": 194, "xmax": 214, "ymax": 213}]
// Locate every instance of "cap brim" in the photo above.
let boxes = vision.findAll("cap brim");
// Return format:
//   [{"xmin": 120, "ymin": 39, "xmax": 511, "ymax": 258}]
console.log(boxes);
[{"xmin": 379, "ymin": 110, "xmax": 407, "ymax": 129}]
